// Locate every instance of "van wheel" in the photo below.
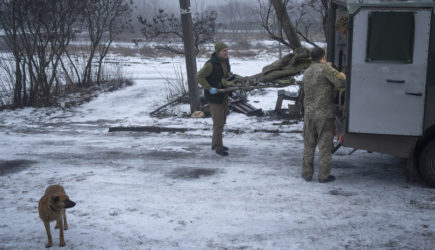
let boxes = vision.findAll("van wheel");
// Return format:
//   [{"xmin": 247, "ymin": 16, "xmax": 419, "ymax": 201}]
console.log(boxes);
[{"xmin": 419, "ymin": 140, "xmax": 435, "ymax": 187}]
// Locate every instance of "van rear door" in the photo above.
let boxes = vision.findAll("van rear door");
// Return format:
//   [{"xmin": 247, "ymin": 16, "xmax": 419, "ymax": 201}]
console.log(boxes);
[{"xmin": 348, "ymin": 8, "xmax": 431, "ymax": 136}]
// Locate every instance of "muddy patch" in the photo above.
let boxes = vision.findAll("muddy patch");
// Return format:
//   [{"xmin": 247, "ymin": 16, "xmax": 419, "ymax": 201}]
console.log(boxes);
[
  {"xmin": 147, "ymin": 150, "xmax": 195, "ymax": 160},
  {"xmin": 0, "ymin": 160, "xmax": 37, "ymax": 176},
  {"xmin": 409, "ymin": 199, "xmax": 435, "ymax": 210},
  {"xmin": 328, "ymin": 188, "xmax": 355, "ymax": 197},
  {"xmin": 168, "ymin": 167, "xmax": 218, "ymax": 179},
  {"xmin": 37, "ymin": 140, "xmax": 76, "ymax": 146}
]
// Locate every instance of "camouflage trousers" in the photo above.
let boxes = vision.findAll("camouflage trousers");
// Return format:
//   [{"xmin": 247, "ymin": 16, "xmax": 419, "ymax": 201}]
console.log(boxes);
[{"xmin": 302, "ymin": 118, "xmax": 335, "ymax": 181}]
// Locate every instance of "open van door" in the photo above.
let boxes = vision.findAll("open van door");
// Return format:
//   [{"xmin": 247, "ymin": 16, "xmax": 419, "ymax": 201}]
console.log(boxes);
[{"xmin": 348, "ymin": 8, "xmax": 431, "ymax": 136}]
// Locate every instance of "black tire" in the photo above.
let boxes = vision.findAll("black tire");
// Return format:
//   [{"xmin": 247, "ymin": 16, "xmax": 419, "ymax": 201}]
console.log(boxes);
[{"xmin": 419, "ymin": 140, "xmax": 435, "ymax": 187}]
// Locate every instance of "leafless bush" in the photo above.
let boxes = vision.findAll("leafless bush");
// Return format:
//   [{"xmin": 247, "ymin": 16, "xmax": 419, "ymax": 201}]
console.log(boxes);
[
  {"xmin": 99, "ymin": 62, "xmax": 126, "ymax": 83},
  {"xmin": 0, "ymin": 54, "xmax": 15, "ymax": 106},
  {"xmin": 60, "ymin": 48, "xmax": 89, "ymax": 88},
  {"xmin": 157, "ymin": 62, "xmax": 188, "ymax": 102},
  {"xmin": 138, "ymin": 8, "xmax": 217, "ymax": 55},
  {"xmin": 0, "ymin": 0, "xmax": 132, "ymax": 108}
]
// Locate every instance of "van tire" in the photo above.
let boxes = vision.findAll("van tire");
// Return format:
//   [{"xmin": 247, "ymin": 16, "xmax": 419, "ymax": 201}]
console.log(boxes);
[{"xmin": 419, "ymin": 140, "xmax": 435, "ymax": 187}]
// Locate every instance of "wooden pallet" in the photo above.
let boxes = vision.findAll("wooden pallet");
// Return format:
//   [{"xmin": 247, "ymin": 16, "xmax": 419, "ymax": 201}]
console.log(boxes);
[{"xmin": 229, "ymin": 97, "xmax": 263, "ymax": 116}]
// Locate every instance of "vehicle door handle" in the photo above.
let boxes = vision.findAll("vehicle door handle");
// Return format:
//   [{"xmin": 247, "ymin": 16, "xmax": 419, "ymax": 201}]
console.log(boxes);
[
  {"xmin": 405, "ymin": 92, "xmax": 423, "ymax": 97},
  {"xmin": 386, "ymin": 79, "xmax": 405, "ymax": 84}
]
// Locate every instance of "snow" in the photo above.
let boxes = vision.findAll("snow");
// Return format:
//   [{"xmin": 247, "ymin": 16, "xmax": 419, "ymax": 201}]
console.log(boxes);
[{"xmin": 0, "ymin": 49, "xmax": 434, "ymax": 250}]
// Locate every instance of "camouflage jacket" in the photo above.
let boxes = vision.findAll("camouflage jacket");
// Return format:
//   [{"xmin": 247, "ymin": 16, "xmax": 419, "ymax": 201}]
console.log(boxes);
[{"xmin": 303, "ymin": 62, "xmax": 345, "ymax": 119}]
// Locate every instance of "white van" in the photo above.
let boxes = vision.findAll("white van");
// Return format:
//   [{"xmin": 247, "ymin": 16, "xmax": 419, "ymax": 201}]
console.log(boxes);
[{"xmin": 328, "ymin": 0, "xmax": 435, "ymax": 186}]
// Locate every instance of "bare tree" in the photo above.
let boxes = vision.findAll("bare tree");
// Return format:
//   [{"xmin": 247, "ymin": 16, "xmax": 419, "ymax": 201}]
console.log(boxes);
[
  {"xmin": 83, "ymin": 0, "xmax": 132, "ymax": 86},
  {"xmin": 138, "ymin": 8, "xmax": 217, "ymax": 55},
  {"xmin": 256, "ymin": 0, "xmax": 328, "ymax": 49},
  {"xmin": 271, "ymin": 0, "xmax": 301, "ymax": 49},
  {"xmin": 0, "ymin": 0, "xmax": 82, "ymax": 106},
  {"xmin": 257, "ymin": 0, "xmax": 289, "ymax": 47},
  {"xmin": 0, "ymin": 0, "xmax": 132, "ymax": 107},
  {"xmin": 0, "ymin": 0, "xmax": 25, "ymax": 106},
  {"xmin": 302, "ymin": 0, "xmax": 329, "ymax": 40}
]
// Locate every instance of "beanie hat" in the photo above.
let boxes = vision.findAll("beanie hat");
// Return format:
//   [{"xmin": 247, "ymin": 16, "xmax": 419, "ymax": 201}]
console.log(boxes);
[{"xmin": 215, "ymin": 42, "xmax": 228, "ymax": 53}]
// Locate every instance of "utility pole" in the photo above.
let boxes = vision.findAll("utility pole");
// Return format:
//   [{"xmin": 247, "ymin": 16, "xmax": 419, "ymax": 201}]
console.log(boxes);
[{"xmin": 179, "ymin": 0, "xmax": 200, "ymax": 113}]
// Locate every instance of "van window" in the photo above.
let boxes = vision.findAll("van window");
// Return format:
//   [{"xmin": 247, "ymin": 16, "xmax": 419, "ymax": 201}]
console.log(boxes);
[{"xmin": 366, "ymin": 12, "xmax": 414, "ymax": 63}]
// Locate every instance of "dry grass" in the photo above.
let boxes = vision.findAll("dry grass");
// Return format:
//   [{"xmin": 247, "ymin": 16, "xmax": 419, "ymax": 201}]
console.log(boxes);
[{"xmin": 161, "ymin": 63, "xmax": 188, "ymax": 102}]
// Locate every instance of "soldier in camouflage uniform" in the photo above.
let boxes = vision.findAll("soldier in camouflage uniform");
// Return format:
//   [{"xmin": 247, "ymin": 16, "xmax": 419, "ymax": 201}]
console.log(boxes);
[{"xmin": 302, "ymin": 47, "xmax": 346, "ymax": 183}]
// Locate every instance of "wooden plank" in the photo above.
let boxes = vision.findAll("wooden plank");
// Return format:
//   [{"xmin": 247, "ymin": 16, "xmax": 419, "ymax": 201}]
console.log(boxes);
[
  {"xmin": 229, "ymin": 97, "xmax": 263, "ymax": 116},
  {"xmin": 108, "ymin": 126, "xmax": 301, "ymax": 134},
  {"xmin": 109, "ymin": 126, "xmax": 188, "ymax": 133}
]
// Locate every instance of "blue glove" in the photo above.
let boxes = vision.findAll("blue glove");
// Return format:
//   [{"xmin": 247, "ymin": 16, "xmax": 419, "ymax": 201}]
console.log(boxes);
[{"xmin": 209, "ymin": 87, "xmax": 217, "ymax": 95}]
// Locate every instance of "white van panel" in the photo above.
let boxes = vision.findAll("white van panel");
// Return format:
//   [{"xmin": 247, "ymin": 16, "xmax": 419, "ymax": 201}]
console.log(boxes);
[{"xmin": 348, "ymin": 9, "xmax": 430, "ymax": 136}]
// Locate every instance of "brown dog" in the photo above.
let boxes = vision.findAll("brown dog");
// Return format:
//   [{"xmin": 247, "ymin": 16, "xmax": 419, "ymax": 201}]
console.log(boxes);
[{"xmin": 38, "ymin": 185, "xmax": 76, "ymax": 248}]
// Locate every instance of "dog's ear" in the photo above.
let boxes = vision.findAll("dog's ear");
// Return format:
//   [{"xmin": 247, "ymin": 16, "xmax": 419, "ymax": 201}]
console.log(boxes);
[{"xmin": 52, "ymin": 196, "xmax": 59, "ymax": 203}]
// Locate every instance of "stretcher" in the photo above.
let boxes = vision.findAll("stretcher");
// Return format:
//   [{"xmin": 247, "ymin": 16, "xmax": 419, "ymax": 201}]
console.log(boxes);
[
  {"xmin": 216, "ymin": 75, "xmax": 296, "ymax": 93},
  {"xmin": 216, "ymin": 46, "xmax": 311, "ymax": 93}
]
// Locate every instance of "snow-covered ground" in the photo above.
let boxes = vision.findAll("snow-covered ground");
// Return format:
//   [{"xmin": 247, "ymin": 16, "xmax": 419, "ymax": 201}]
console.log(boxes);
[{"xmin": 0, "ymin": 49, "xmax": 434, "ymax": 250}]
